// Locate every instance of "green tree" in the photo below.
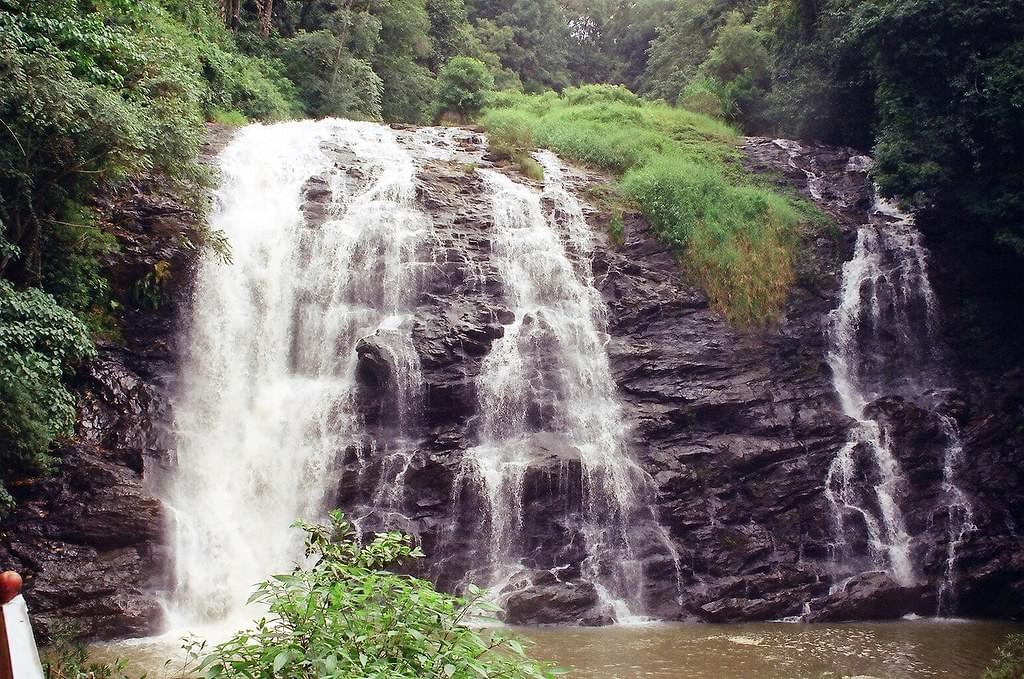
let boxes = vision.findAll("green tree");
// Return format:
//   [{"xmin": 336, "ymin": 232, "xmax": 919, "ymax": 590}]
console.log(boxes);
[
  {"xmin": 600, "ymin": 0, "xmax": 676, "ymax": 88},
  {"xmin": 695, "ymin": 11, "xmax": 770, "ymax": 127},
  {"xmin": 426, "ymin": 0, "xmax": 472, "ymax": 69},
  {"xmin": 369, "ymin": 0, "xmax": 437, "ymax": 123},
  {"xmin": 436, "ymin": 56, "xmax": 494, "ymax": 117},
  {"xmin": 189, "ymin": 511, "xmax": 558, "ymax": 679},
  {"xmin": 468, "ymin": 0, "xmax": 570, "ymax": 91},
  {"xmin": 561, "ymin": 0, "xmax": 616, "ymax": 84},
  {"xmin": 280, "ymin": 30, "xmax": 383, "ymax": 119},
  {"xmin": 641, "ymin": 0, "xmax": 717, "ymax": 101}
]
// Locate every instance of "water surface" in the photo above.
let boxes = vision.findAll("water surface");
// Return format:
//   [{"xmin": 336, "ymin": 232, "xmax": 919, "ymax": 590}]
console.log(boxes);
[
  {"xmin": 91, "ymin": 620, "xmax": 1018, "ymax": 678},
  {"xmin": 519, "ymin": 621, "xmax": 1017, "ymax": 678}
]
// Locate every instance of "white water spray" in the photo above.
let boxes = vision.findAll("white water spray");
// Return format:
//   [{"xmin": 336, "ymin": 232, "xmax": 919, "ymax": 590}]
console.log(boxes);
[
  {"xmin": 937, "ymin": 415, "xmax": 977, "ymax": 614},
  {"xmin": 163, "ymin": 120, "xmax": 428, "ymax": 631},
  {"xmin": 825, "ymin": 190, "xmax": 975, "ymax": 593},
  {"xmin": 463, "ymin": 154, "xmax": 671, "ymax": 619},
  {"xmin": 826, "ymin": 200, "xmax": 918, "ymax": 585}
]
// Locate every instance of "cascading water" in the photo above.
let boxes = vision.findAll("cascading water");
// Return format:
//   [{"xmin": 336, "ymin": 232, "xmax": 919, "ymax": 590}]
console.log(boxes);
[
  {"xmin": 936, "ymin": 414, "xmax": 977, "ymax": 615},
  {"xmin": 461, "ymin": 153, "xmax": 671, "ymax": 619},
  {"xmin": 163, "ymin": 119, "xmax": 428, "ymax": 630},
  {"xmin": 824, "ymin": 184, "xmax": 975, "ymax": 600},
  {"xmin": 825, "ymin": 200, "xmax": 918, "ymax": 585}
]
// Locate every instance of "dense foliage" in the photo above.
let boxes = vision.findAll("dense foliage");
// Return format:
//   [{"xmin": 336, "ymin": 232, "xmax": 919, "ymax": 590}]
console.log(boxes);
[
  {"xmin": 983, "ymin": 634, "xmax": 1024, "ymax": 679},
  {"xmin": 482, "ymin": 86, "xmax": 812, "ymax": 324},
  {"xmin": 187, "ymin": 511, "xmax": 557, "ymax": 679},
  {"xmin": 436, "ymin": 56, "xmax": 494, "ymax": 118},
  {"xmin": 0, "ymin": 281, "xmax": 94, "ymax": 511},
  {"xmin": 642, "ymin": 0, "xmax": 1023, "ymax": 266}
]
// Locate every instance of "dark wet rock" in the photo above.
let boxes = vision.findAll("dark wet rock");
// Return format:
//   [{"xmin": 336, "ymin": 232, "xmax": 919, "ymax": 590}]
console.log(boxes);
[
  {"xmin": 302, "ymin": 175, "xmax": 333, "ymax": 227},
  {"xmin": 805, "ymin": 572, "xmax": 934, "ymax": 622},
  {"xmin": 954, "ymin": 536, "xmax": 1024, "ymax": 620},
  {"xmin": 502, "ymin": 571, "xmax": 615, "ymax": 626},
  {"xmin": 0, "ymin": 356, "xmax": 173, "ymax": 640}
]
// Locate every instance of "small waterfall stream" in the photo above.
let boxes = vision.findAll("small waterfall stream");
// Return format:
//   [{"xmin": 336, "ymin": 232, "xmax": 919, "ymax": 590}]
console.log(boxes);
[
  {"xmin": 937, "ymin": 414, "xmax": 977, "ymax": 614},
  {"xmin": 824, "ymin": 185, "xmax": 976, "ymax": 604},
  {"xmin": 825, "ymin": 197, "xmax": 919, "ymax": 585}
]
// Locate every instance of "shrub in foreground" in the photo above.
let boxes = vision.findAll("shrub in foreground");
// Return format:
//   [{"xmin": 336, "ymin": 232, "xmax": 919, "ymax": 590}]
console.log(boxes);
[
  {"xmin": 187, "ymin": 511, "xmax": 558, "ymax": 679},
  {"xmin": 42, "ymin": 621, "xmax": 133, "ymax": 679},
  {"xmin": 983, "ymin": 634, "xmax": 1024, "ymax": 679}
]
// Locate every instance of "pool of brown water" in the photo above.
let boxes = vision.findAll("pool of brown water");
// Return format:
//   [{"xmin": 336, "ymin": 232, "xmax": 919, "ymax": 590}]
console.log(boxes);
[{"xmin": 88, "ymin": 619, "xmax": 1020, "ymax": 678}]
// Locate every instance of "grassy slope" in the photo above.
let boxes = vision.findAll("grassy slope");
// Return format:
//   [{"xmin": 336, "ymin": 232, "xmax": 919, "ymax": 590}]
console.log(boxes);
[{"xmin": 480, "ymin": 86, "xmax": 815, "ymax": 325}]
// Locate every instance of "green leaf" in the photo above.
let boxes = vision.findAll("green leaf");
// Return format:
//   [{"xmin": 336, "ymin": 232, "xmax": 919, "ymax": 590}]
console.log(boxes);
[{"xmin": 273, "ymin": 650, "xmax": 290, "ymax": 673}]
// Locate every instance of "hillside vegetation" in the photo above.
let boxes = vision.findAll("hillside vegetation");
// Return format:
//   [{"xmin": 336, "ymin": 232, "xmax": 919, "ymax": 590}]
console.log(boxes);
[{"xmin": 482, "ymin": 86, "xmax": 808, "ymax": 324}]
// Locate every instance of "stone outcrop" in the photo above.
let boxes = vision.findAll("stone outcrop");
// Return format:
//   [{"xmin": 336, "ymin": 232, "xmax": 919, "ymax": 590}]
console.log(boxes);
[
  {"xmin": 3, "ymin": 125, "xmax": 1023, "ymax": 638},
  {"xmin": 805, "ymin": 572, "xmax": 935, "ymax": 622}
]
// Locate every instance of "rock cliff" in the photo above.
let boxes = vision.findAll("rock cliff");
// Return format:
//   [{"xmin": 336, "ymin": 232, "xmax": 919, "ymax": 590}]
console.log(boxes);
[{"xmin": 2, "ymin": 126, "xmax": 1021, "ymax": 639}]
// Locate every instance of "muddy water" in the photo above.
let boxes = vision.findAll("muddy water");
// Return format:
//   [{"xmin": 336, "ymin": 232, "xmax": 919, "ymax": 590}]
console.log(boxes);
[
  {"xmin": 88, "ymin": 620, "xmax": 1018, "ymax": 678},
  {"xmin": 518, "ymin": 621, "xmax": 1019, "ymax": 678}
]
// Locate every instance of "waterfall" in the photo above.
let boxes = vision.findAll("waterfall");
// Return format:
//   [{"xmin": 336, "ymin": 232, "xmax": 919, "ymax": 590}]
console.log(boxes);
[
  {"xmin": 162, "ymin": 120, "xmax": 674, "ymax": 630},
  {"xmin": 824, "ymin": 187, "xmax": 975, "ymax": 598},
  {"xmin": 462, "ymin": 153, "xmax": 666, "ymax": 619},
  {"xmin": 937, "ymin": 414, "xmax": 977, "ymax": 615},
  {"xmin": 163, "ymin": 120, "xmax": 428, "ymax": 630}
]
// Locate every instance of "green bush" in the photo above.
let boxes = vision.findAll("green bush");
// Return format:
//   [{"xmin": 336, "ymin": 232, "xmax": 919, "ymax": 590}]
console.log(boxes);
[
  {"xmin": 209, "ymin": 108, "xmax": 249, "ymax": 126},
  {"xmin": 562, "ymin": 83, "xmax": 642, "ymax": 107},
  {"xmin": 536, "ymin": 119, "xmax": 660, "ymax": 173},
  {"xmin": 679, "ymin": 76, "xmax": 726, "ymax": 119},
  {"xmin": 188, "ymin": 511, "xmax": 558, "ymax": 679},
  {"xmin": 484, "ymin": 89, "xmax": 561, "ymax": 116},
  {"xmin": 0, "ymin": 280, "xmax": 95, "ymax": 515},
  {"xmin": 622, "ymin": 156, "xmax": 800, "ymax": 323},
  {"xmin": 435, "ymin": 56, "xmax": 494, "ymax": 118},
  {"xmin": 983, "ymin": 634, "xmax": 1024, "ymax": 679},
  {"xmin": 480, "ymin": 109, "xmax": 536, "ymax": 159},
  {"xmin": 518, "ymin": 156, "xmax": 545, "ymax": 182}
]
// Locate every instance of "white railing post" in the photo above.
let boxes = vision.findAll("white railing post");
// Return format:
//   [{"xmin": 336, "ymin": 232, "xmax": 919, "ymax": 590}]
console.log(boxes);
[{"xmin": 1, "ymin": 571, "xmax": 44, "ymax": 679}]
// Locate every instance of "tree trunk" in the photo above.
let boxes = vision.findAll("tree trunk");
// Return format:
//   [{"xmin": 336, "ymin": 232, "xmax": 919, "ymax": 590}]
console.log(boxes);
[{"xmin": 259, "ymin": 0, "xmax": 273, "ymax": 37}]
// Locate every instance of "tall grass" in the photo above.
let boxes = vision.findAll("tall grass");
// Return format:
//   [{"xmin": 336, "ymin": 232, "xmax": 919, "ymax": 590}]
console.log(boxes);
[
  {"xmin": 622, "ymin": 157, "xmax": 800, "ymax": 323},
  {"xmin": 480, "ymin": 85, "xmax": 807, "ymax": 325}
]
